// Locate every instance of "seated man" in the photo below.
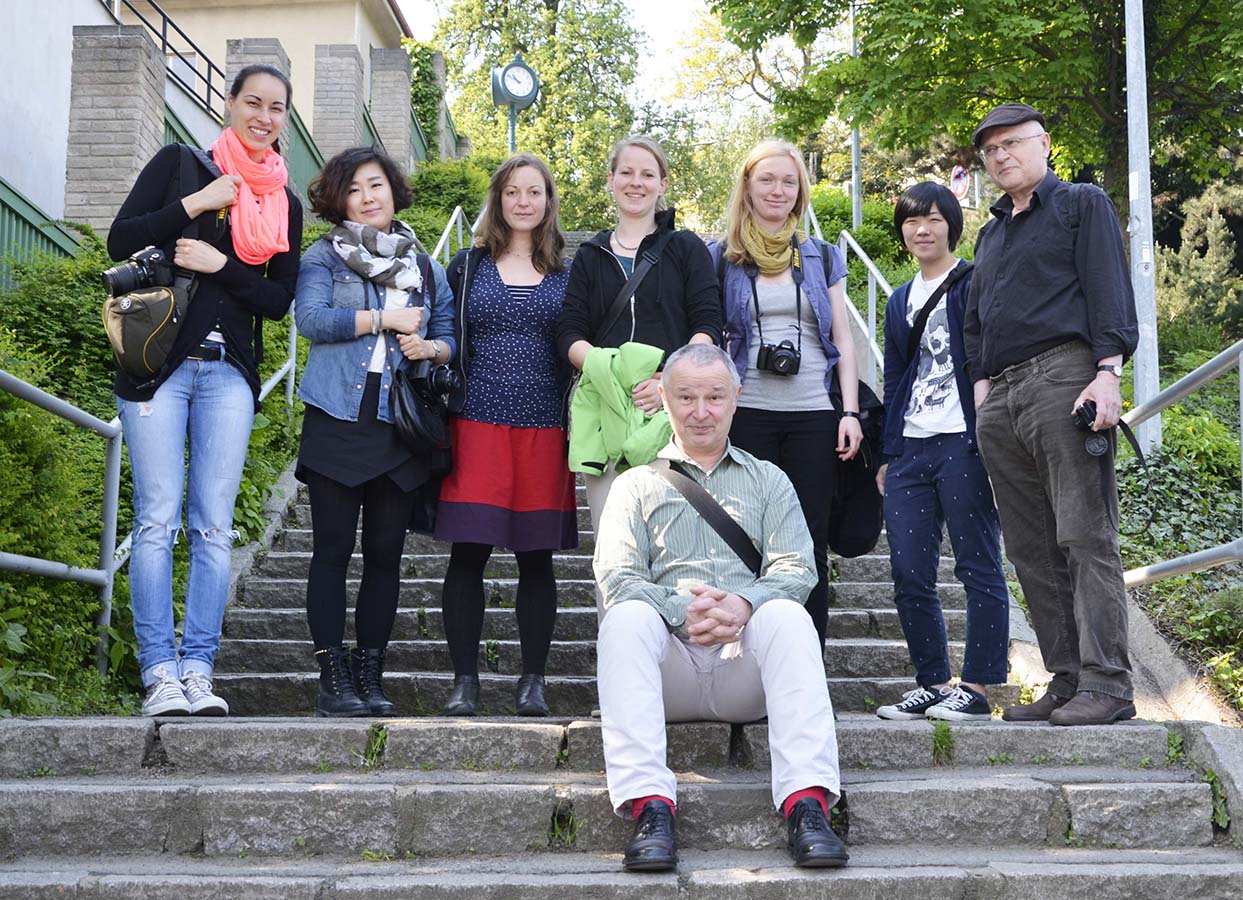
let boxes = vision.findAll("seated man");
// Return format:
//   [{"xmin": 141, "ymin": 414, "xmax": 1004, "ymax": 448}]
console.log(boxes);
[{"xmin": 594, "ymin": 343, "xmax": 846, "ymax": 872}]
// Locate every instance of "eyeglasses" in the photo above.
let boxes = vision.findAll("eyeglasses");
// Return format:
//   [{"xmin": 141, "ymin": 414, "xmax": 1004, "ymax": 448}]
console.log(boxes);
[{"xmin": 979, "ymin": 133, "xmax": 1045, "ymax": 162}]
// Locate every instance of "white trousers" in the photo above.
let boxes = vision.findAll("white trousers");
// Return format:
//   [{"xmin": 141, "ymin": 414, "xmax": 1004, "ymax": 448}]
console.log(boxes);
[
  {"xmin": 584, "ymin": 463, "xmax": 620, "ymax": 621},
  {"xmin": 597, "ymin": 598, "xmax": 841, "ymax": 816}
]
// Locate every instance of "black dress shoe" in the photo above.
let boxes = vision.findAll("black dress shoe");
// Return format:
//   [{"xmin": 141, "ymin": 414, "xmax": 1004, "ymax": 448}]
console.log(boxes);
[
  {"xmin": 443, "ymin": 674, "xmax": 479, "ymax": 716},
  {"xmin": 623, "ymin": 799, "xmax": 677, "ymax": 872},
  {"xmin": 515, "ymin": 673, "xmax": 550, "ymax": 717},
  {"xmin": 786, "ymin": 798, "xmax": 849, "ymax": 868}
]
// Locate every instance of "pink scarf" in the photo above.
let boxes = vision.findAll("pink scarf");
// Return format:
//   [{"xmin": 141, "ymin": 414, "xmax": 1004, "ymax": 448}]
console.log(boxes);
[{"xmin": 211, "ymin": 128, "xmax": 290, "ymax": 265}]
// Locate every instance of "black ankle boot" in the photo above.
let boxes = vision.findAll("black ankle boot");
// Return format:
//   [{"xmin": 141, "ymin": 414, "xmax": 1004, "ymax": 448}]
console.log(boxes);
[
  {"xmin": 351, "ymin": 647, "xmax": 398, "ymax": 716},
  {"xmin": 443, "ymin": 674, "xmax": 479, "ymax": 716},
  {"xmin": 515, "ymin": 673, "xmax": 549, "ymax": 717},
  {"xmin": 314, "ymin": 646, "xmax": 369, "ymax": 717}
]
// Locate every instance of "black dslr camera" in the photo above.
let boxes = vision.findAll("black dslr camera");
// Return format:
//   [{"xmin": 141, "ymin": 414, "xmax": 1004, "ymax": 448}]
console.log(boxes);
[
  {"xmin": 101, "ymin": 246, "xmax": 175, "ymax": 297},
  {"xmin": 420, "ymin": 363, "xmax": 462, "ymax": 397},
  {"xmin": 1072, "ymin": 398, "xmax": 1111, "ymax": 457},
  {"xmin": 755, "ymin": 339, "xmax": 801, "ymax": 376}
]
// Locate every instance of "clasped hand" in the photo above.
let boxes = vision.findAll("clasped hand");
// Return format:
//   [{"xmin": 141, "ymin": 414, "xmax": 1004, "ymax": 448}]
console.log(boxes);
[{"xmin": 685, "ymin": 584, "xmax": 752, "ymax": 647}]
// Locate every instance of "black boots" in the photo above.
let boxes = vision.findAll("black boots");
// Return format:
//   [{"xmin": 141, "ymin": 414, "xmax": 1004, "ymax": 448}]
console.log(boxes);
[
  {"xmin": 314, "ymin": 646, "xmax": 368, "ymax": 717},
  {"xmin": 443, "ymin": 674, "xmax": 480, "ymax": 716},
  {"xmin": 516, "ymin": 673, "xmax": 550, "ymax": 717},
  {"xmin": 352, "ymin": 646, "xmax": 397, "ymax": 716}
]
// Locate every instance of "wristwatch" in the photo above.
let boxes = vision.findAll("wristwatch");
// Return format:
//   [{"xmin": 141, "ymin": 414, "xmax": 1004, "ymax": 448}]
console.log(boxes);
[
  {"xmin": 1096, "ymin": 364, "xmax": 1123, "ymax": 377},
  {"xmin": 428, "ymin": 339, "xmax": 442, "ymax": 360}
]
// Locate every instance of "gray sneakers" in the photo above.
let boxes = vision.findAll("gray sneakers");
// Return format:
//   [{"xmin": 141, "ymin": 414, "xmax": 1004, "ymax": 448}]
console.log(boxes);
[
  {"xmin": 141, "ymin": 665, "xmax": 191, "ymax": 717},
  {"xmin": 182, "ymin": 671, "xmax": 229, "ymax": 716}
]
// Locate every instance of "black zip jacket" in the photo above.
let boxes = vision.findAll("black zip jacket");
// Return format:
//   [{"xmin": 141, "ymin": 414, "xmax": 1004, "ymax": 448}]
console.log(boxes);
[
  {"xmin": 107, "ymin": 142, "xmax": 303, "ymax": 409},
  {"xmin": 555, "ymin": 208, "xmax": 721, "ymax": 363}
]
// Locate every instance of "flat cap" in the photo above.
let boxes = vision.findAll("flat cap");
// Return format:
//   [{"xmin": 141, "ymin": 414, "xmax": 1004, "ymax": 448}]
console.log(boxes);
[{"xmin": 972, "ymin": 103, "xmax": 1046, "ymax": 148}]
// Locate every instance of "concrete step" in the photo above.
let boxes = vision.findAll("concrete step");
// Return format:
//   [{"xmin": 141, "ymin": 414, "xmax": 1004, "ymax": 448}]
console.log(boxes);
[
  {"xmin": 235, "ymin": 578, "xmax": 943, "ymax": 611},
  {"xmin": 837, "ymin": 554, "xmax": 958, "ymax": 583},
  {"xmin": 208, "ymin": 672, "xmax": 1019, "ymax": 717},
  {"xmin": 2, "ymin": 848, "xmax": 1240, "ymax": 899},
  {"xmin": 252, "ymin": 552, "xmax": 597, "ymax": 581},
  {"xmin": 0, "ymin": 769, "xmax": 1213, "ymax": 859},
  {"xmin": 213, "ymin": 637, "xmax": 960, "ymax": 680},
  {"xmin": 0, "ymin": 718, "xmax": 1173, "ymax": 777},
  {"xmin": 220, "ymin": 606, "xmax": 964, "ymax": 643}
]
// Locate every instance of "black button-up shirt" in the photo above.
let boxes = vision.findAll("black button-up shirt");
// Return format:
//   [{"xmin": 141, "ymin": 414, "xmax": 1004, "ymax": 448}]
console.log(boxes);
[{"xmin": 964, "ymin": 170, "xmax": 1138, "ymax": 381}]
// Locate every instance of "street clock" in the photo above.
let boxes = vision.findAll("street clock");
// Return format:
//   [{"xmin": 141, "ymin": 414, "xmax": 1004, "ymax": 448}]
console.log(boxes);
[{"xmin": 491, "ymin": 54, "xmax": 539, "ymax": 110}]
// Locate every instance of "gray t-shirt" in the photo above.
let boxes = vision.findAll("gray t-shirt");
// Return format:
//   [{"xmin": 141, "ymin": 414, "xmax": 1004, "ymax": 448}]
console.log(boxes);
[{"xmin": 738, "ymin": 281, "xmax": 832, "ymax": 411}]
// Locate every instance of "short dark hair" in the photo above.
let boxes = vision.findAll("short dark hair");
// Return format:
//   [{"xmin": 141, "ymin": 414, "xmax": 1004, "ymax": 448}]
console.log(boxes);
[
  {"xmin": 307, "ymin": 147, "xmax": 414, "ymax": 225},
  {"xmin": 229, "ymin": 64, "xmax": 292, "ymax": 108},
  {"xmin": 894, "ymin": 182, "xmax": 964, "ymax": 251}
]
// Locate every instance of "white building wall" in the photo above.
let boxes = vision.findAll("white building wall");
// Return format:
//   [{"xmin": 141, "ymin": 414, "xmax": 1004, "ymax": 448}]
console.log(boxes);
[{"xmin": 0, "ymin": 0, "xmax": 113, "ymax": 217}]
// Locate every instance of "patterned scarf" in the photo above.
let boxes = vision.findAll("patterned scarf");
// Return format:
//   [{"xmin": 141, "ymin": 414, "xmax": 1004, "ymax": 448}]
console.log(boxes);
[
  {"xmin": 740, "ymin": 215, "xmax": 802, "ymax": 277},
  {"xmin": 210, "ymin": 128, "xmax": 289, "ymax": 265},
  {"xmin": 328, "ymin": 219, "xmax": 425, "ymax": 292}
]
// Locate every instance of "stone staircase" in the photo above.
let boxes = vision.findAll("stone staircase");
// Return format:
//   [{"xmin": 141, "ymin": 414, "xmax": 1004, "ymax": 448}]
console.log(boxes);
[{"xmin": 0, "ymin": 479, "xmax": 1240, "ymax": 897}]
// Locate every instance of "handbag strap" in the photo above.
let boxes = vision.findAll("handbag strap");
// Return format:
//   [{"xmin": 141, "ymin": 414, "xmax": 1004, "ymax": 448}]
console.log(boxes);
[
  {"xmin": 596, "ymin": 228, "xmax": 677, "ymax": 343},
  {"xmin": 905, "ymin": 261, "xmax": 972, "ymax": 362},
  {"xmin": 650, "ymin": 458, "xmax": 762, "ymax": 577}
]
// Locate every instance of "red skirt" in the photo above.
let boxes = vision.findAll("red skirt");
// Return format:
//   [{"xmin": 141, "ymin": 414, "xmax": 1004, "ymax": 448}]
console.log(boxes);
[{"xmin": 434, "ymin": 418, "xmax": 579, "ymax": 551}]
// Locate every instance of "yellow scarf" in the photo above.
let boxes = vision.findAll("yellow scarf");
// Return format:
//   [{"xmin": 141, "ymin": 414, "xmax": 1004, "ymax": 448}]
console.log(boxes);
[{"xmin": 740, "ymin": 216, "xmax": 801, "ymax": 276}]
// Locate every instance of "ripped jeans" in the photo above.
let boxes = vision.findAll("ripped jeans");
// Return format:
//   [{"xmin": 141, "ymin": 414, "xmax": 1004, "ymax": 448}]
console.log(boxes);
[{"xmin": 117, "ymin": 354, "xmax": 254, "ymax": 686}]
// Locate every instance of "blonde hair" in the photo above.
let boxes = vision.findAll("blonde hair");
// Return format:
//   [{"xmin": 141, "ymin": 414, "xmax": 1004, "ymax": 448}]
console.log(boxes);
[
  {"xmin": 723, "ymin": 140, "xmax": 811, "ymax": 265},
  {"xmin": 474, "ymin": 152, "xmax": 565, "ymax": 273},
  {"xmin": 608, "ymin": 135, "xmax": 670, "ymax": 213}
]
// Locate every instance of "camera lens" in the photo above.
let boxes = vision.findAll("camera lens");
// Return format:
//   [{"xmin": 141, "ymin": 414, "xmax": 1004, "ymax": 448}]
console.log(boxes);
[
  {"xmin": 101, "ymin": 262, "xmax": 142, "ymax": 297},
  {"xmin": 428, "ymin": 365, "xmax": 462, "ymax": 395}
]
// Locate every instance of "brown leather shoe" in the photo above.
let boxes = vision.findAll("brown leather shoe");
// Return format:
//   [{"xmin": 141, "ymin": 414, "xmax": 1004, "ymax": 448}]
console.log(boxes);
[
  {"xmin": 1002, "ymin": 690, "xmax": 1071, "ymax": 722},
  {"xmin": 1049, "ymin": 691, "xmax": 1137, "ymax": 726}
]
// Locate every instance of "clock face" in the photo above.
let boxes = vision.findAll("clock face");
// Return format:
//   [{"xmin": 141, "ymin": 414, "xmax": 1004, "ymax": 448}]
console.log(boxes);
[{"xmin": 503, "ymin": 65, "xmax": 535, "ymax": 99}]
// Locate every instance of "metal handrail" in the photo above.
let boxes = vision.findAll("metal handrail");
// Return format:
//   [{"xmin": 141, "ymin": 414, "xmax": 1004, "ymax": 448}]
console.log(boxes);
[
  {"xmin": 431, "ymin": 205, "xmax": 484, "ymax": 264},
  {"xmin": 103, "ymin": 0, "xmax": 228, "ymax": 123},
  {"xmin": 1122, "ymin": 338, "xmax": 1243, "ymax": 588},
  {"xmin": 0, "ymin": 321, "xmax": 298, "ymax": 674},
  {"xmin": 802, "ymin": 202, "xmax": 886, "ymax": 388}
]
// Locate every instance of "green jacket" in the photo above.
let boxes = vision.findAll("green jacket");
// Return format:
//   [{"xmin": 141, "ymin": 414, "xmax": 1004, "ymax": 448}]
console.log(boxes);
[{"xmin": 568, "ymin": 343, "xmax": 672, "ymax": 475}]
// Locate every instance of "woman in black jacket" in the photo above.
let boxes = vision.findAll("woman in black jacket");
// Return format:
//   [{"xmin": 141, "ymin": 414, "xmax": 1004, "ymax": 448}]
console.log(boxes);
[
  {"xmin": 555, "ymin": 135, "xmax": 721, "ymax": 619},
  {"xmin": 108, "ymin": 63, "xmax": 303, "ymax": 718}
]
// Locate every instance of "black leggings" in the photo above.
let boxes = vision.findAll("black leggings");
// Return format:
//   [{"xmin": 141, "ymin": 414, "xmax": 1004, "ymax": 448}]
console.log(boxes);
[
  {"xmin": 729, "ymin": 406, "xmax": 839, "ymax": 645},
  {"xmin": 304, "ymin": 469, "xmax": 417, "ymax": 650},
  {"xmin": 442, "ymin": 542, "xmax": 557, "ymax": 676}
]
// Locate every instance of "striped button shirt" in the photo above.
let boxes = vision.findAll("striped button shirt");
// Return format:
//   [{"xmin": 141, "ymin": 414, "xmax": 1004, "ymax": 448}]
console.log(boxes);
[{"xmin": 593, "ymin": 440, "xmax": 816, "ymax": 627}]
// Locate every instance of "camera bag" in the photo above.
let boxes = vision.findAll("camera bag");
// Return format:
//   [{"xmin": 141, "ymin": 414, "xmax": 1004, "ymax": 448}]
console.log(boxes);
[
  {"xmin": 102, "ymin": 145, "xmax": 222, "ymax": 383},
  {"xmin": 389, "ymin": 254, "xmax": 453, "ymax": 470}
]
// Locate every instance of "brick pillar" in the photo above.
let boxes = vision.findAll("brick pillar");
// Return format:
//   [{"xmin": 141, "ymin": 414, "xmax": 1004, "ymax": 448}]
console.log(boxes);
[
  {"xmin": 63, "ymin": 25, "xmax": 166, "ymax": 234},
  {"xmin": 313, "ymin": 44, "xmax": 365, "ymax": 158},
  {"xmin": 431, "ymin": 51, "xmax": 455, "ymax": 160},
  {"xmin": 370, "ymin": 48, "xmax": 413, "ymax": 171},
  {"xmin": 225, "ymin": 38, "xmax": 292, "ymax": 128}
]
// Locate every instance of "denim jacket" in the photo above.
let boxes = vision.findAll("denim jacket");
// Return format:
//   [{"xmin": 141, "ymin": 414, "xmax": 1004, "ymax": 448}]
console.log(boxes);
[
  {"xmin": 709, "ymin": 236, "xmax": 848, "ymax": 401},
  {"xmin": 295, "ymin": 238, "xmax": 455, "ymax": 423}
]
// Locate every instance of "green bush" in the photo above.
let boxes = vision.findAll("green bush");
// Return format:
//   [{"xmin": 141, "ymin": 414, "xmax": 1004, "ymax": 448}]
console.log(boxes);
[{"xmin": 409, "ymin": 158, "xmax": 490, "ymax": 218}]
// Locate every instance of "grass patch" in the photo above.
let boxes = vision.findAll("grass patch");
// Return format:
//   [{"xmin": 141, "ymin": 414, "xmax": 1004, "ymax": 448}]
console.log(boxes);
[
  {"xmin": 353, "ymin": 724, "xmax": 388, "ymax": 769},
  {"xmin": 547, "ymin": 799, "xmax": 584, "ymax": 849},
  {"xmin": 1167, "ymin": 731, "xmax": 1186, "ymax": 766},
  {"xmin": 931, "ymin": 721, "xmax": 954, "ymax": 766}
]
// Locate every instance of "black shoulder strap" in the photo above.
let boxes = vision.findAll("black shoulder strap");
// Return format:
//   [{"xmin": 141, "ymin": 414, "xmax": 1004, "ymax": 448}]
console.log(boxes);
[
  {"xmin": 650, "ymin": 458, "xmax": 762, "ymax": 577},
  {"xmin": 906, "ymin": 261, "xmax": 972, "ymax": 362},
  {"xmin": 417, "ymin": 253, "xmax": 434, "ymax": 303},
  {"xmin": 597, "ymin": 228, "xmax": 677, "ymax": 343},
  {"xmin": 715, "ymin": 244, "xmax": 728, "ymax": 300}
]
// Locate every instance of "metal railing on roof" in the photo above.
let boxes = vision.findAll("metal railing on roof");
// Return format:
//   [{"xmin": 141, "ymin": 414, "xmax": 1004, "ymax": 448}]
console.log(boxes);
[
  {"xmin": 103, "ymin": 0, "xmax": 228, "ymax": 123},
  {"xmin": 0, "ymin": 326, "xmax": 299, "ymax": 675},
  {"xmin": 1121, "ymin": 338, "xmax": 1243, "ymax": 588}
]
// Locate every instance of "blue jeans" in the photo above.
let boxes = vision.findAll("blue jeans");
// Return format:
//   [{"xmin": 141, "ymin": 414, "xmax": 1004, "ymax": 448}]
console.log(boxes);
[
  {"xmin": 117, "ymin": 356, "xmax": 254, "ymax": 687},
  {"xmin": 883, "ymin": 431, "xmax": 1009, "ymax": 687}
]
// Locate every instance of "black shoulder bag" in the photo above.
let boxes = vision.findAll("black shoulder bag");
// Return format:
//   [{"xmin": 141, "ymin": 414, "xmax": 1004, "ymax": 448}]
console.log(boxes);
[
  {"xmin": 905, "ymin": 261, "xmax": 972, "ymax": 363},
  {"xmin": 391, "ymin": 253, "xmax": 453, "ymax": 473},
  {"xmin": 649, "ymin": 458, "xmax": 762, "ymax": 577}
]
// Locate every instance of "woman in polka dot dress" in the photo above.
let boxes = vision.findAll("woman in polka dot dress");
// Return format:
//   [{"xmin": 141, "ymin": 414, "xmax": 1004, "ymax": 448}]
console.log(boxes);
[
  {"xmin": 435, "ymin": 153, "xmax": 578, "ymax": 718},
  {"xmin": 873, "ymin": 183, "xmax": 1009, "ymax": 724}
]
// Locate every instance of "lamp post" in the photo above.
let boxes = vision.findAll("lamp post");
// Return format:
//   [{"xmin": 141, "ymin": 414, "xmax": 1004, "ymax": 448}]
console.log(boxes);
[{"xmin": 490, "ymin": 53, "xmax": 540, "ymax": 153}]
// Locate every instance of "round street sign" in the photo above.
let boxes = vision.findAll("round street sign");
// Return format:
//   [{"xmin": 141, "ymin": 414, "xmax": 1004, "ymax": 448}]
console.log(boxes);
[{"xmin": 950, "ymin": 165, "xmax": 970, "ymax": 199}]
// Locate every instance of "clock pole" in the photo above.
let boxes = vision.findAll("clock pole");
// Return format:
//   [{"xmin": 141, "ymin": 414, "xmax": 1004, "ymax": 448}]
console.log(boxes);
[
  {"xmin": 491, "ymin": 53, "xmax": 539, "ymax": 154},
  {"xmin": 508, "ymin": 104, "xmax": 517, "ymax": 154}
]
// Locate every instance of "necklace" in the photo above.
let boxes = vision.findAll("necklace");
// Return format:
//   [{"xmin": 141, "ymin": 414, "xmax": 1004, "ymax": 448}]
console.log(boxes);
[{"xmin": 611, "ymin": 229, "xmax": 650, "ymax": 252}]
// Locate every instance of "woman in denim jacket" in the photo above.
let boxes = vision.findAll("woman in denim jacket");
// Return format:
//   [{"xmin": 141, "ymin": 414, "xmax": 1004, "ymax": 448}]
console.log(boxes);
[
  {"xmin": 710, "ymin": 139, "xmax": 862, "ymax": 645},
  {"xmin": 295, "ymin": 147, "xmax": 455, "ymax": 716}
]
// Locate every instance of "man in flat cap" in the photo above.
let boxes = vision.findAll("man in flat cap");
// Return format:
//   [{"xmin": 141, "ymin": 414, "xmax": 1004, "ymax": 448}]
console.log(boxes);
[{"xmin": 963, "ymin": 102, "xmax": 1139, "ymax": 726}]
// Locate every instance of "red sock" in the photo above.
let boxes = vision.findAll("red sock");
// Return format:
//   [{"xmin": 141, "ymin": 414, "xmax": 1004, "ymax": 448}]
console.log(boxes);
[
  {"xmin": 782, "ymin": 787, "xmax": 829, "ymax": 819},
  {"xmin": 631, "ymin": 795, "xmax": 676, "ymax": 820}
]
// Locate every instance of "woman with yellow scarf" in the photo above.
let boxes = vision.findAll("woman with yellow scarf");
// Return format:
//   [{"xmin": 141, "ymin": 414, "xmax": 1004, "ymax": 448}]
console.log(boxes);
[{"xmin": 711, "ymin": 140, "xmax": 863, "ymax": 646}]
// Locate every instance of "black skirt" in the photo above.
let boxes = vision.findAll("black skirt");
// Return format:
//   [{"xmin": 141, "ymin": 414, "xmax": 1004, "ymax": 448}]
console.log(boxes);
[{"xmin": 296, "ymin": 372, "xmax": 429, "ymax": 492}]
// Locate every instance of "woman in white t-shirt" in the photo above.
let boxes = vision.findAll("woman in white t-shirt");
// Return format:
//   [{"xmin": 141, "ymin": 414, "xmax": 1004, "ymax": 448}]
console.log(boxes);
[{"xmin": 873, "ymin": 183, "xmax": 1009, "ymax": 724}]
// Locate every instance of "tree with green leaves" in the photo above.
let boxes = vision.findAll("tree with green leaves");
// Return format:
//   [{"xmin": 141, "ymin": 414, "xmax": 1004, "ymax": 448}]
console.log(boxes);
[
  {"xmin": 434, "ymin": 0, "xmax": 641, "ymax": 229},
  {"xmin": 711, "ymin": 0, "xmax": 1243, "ymax": 216}
]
